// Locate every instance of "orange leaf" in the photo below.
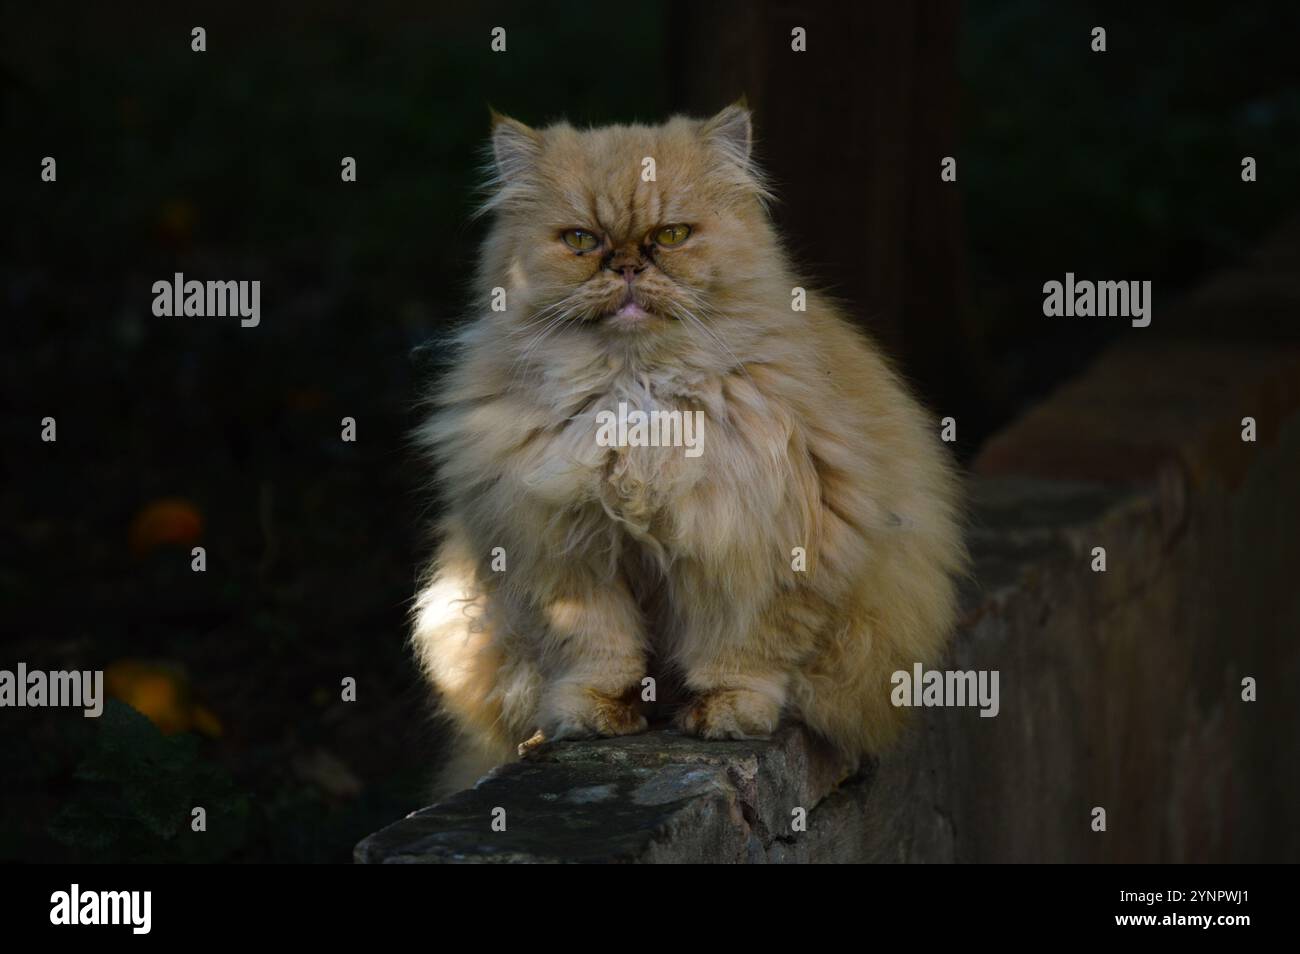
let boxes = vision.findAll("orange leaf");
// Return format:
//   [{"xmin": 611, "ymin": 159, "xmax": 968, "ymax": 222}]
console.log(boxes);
[
  {"xmin": 128, "ymin": 498, "xmax": 204, "ymax": 556},
  {"xmin": 104, "ymin": 660, "xmax": 222, "ymax": 738}
]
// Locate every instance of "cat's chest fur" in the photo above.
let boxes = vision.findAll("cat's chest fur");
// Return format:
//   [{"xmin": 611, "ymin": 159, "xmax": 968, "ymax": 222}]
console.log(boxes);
[
  {"xmin": 521, "ymin": 360, "xmax": 748, "ymax": 542},
  {"xmin": 585, "ymin": 369, "xmax": 706, "ymax": 516}
]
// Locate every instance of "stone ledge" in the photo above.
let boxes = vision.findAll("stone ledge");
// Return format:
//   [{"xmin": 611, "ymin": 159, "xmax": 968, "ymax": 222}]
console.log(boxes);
[{"xmin": 355, "ymin": 725, "xmax": 855, "ymax": 863}]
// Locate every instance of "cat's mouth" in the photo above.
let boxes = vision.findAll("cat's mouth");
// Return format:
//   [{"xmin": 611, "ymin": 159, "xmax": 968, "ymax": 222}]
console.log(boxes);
[{"xmin": 602, "ymin": 291, "xmax": 656, "ymax": 328}]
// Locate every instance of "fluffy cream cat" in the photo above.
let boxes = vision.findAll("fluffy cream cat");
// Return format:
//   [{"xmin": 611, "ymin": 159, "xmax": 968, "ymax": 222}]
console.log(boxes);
[{"xmin": 412, "ymin": 103, "xmax": 965, "ymax": 796}]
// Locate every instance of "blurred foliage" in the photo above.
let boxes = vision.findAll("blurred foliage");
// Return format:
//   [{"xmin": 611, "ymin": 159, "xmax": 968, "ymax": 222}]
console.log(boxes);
[{"xmin": 49, "ymin": 702, "xmax": 249, "ymax": 863}]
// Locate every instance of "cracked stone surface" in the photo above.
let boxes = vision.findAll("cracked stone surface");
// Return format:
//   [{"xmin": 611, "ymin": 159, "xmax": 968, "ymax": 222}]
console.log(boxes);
[{"xmin": 355, "ymin": 726, "xmax": 857, "ymax": 863}]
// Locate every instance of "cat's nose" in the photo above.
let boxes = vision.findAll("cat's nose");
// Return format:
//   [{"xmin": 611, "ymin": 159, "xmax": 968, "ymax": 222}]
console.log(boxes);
[{"xmin": 605, "ymin": 248, "xmax": 647, "ymax": 282}]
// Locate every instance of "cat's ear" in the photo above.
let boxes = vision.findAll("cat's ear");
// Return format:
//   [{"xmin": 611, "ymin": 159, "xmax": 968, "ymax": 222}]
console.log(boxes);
[
  {"xmin": 701, "ymin": 98, "xmax": 772, "ymax": 205},
  {"xmin": 701, "ymin": 99, "xmax": 753, "ymax": 165},
  {"xmin": 488, "ymin": 109, "xmax": 542, "ymax": 184}
]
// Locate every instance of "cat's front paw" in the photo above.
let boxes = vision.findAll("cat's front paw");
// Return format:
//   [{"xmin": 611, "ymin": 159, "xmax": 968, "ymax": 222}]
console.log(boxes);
[
  {"xmin": 675, "ymin": 688, "xmax": 781, "ymax": 740},
  {"xmin": 525, "ymin": 683, "xmax": 647, "ymax": 753}
]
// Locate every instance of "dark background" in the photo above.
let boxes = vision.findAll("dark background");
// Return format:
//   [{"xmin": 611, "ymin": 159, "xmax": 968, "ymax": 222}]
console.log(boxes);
[{"xmin": 2, "ymin": 1, "xmax": 1298, "ymax": 862}]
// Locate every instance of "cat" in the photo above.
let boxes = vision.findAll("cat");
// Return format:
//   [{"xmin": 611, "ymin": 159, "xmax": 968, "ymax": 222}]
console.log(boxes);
[{"xmin": 411, "ymin": 103, "xmax": 966, "ymax": 797}]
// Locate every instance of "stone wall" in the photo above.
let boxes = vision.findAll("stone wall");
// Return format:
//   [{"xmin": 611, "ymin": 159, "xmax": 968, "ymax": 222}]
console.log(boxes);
[{"xmin": 356, "ymin": 340, "xmax": 1300, "ymax": 863}]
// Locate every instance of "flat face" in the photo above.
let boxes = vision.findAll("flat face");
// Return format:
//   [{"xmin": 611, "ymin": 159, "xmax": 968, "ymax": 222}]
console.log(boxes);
[{"xmin": 488, "ymin": 112, "xmax": 769, "ymax": 338}]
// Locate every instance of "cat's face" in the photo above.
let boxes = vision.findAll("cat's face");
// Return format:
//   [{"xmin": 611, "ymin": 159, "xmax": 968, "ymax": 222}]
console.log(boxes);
[{"xmin": 481, "ymin": 105, "xmax": 773, "ymax": 338}]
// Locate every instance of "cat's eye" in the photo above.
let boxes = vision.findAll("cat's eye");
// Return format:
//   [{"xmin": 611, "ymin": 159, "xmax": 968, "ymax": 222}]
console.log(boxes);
[
  {"xmin": 561, "ymin": 229, "xmax": 600, "ymax": 252},
  {"xmin": 654, "ymin": 224, "xmax": 692, "ymax": 247}
]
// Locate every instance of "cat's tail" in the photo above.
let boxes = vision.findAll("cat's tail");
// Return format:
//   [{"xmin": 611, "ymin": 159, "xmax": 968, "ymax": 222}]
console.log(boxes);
[{"xmin": 410, "ymin": 534, "xmax": 542, "ymax": 802}]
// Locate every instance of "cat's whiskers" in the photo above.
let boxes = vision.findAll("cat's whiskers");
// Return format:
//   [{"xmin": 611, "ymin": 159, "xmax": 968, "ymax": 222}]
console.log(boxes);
[
  {"xmin": 665, "ymin": 294, "xmax": 760, "ymax": 394},
  {"xmin": 509, "ymin": 285, "xmax": 582, "ymax": 334},
  {"xmin": 510, "ymin": 316, "xmax": 571, "ymax": 385},
  {"xmin": 508, "ymin": 293, "xmax": 588, "ymax": 386}
]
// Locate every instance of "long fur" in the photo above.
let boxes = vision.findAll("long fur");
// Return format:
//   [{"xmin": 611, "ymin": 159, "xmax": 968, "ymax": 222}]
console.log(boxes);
[{"xmin": 411, "ymin": 105, "xmax": 966, "ymax": 797}]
